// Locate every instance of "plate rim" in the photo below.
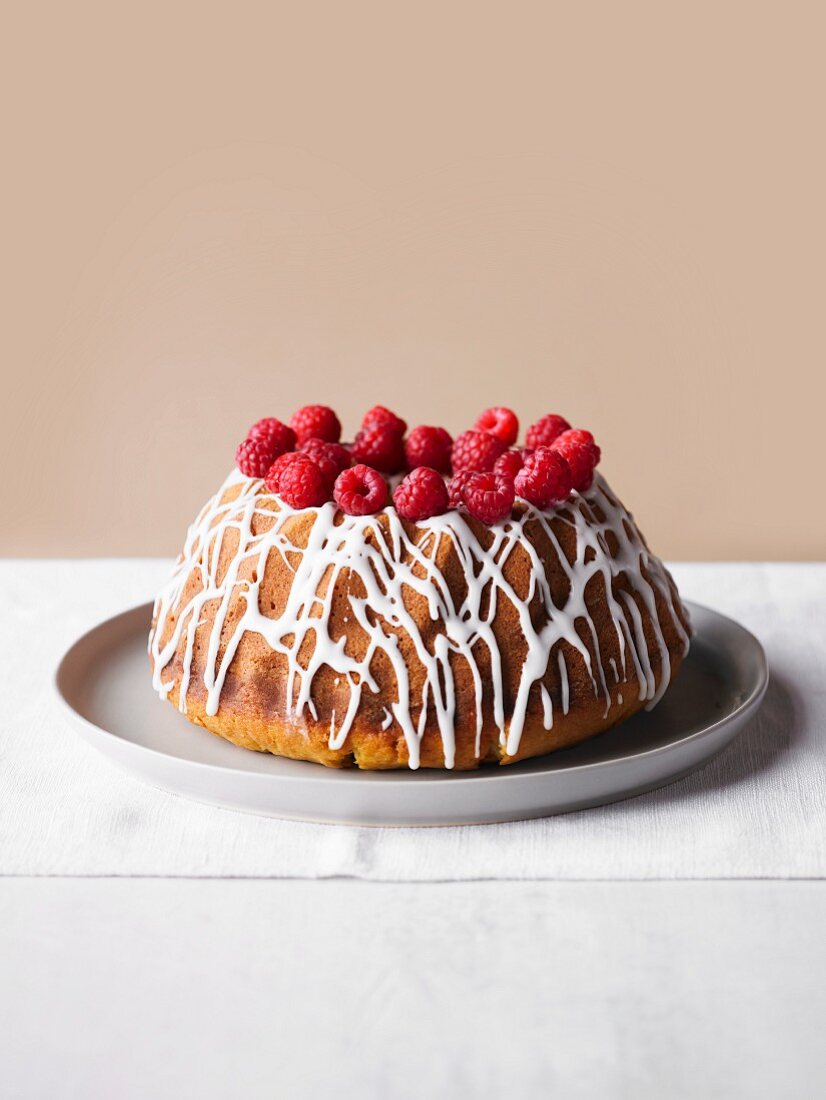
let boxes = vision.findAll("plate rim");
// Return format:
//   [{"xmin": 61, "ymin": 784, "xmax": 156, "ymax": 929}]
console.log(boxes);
[{"xmin": 54, "ymin": 599, "xmax": 769, "ymax": 786}]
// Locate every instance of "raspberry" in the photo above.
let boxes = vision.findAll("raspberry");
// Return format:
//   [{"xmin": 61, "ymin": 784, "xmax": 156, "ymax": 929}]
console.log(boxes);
[
  {"xmin": 351, "ymin": 424, "xmax": 406, "ymax": 473},
  {"xmin": 493, "ymin": 448, "xmax": 526, "ymax": 480},
  {"xmin": 525, "ymin": 413, "xmax": 571, "ymax": 450},
  {"xmin": 451, "ymin": 430, "xmax": 507, "ymax": 473},
  {"xmin": 334, "ymin": 464, "xmax": 388, "ymax": 516},
  {"xmin": 289, "ymin": 405, "xmax": 342, "ymax": 445},
  {"xmin": 246, "ymin": 417, "xmax": 296, "ymax": 454},
  {"xmin": 361, "ymin": 405, "xmax": 407, "ymax": 436},
  {"xmin": 264, "ymin": 451, "xmax": 302, "ymax": 493},
  {"xmin": 405, "ymin": 425, "xmax": 453, "ymax": 474},
  {"xmin": 299, "ymin": 438, "xmax": 351, "ymax": 483},
  {"xmin": 461, "ymin": 472, "xmax": 515, "ymax": 525},
  {"xmin": 448, "ymin": 470, "xmax": 473, "ymax": 509},
  {"xmin": 275, "ymin": 453, "xmax": 331, "ymax": 509},
  {"xmin": 393, "ymin": 467, "xmax": 449, "ymax": 521},
  {"xmin": 236, "ymin": 437, "xmax": 283, "ymax": 478},
  {"xmin": 551, "ymin": 429, "xmax": 601, "ymax": 492},
  {"xmin": 514, "ymin": 446, "xmax": 573, "ymax": 508},
  {"xmin": 474, "ymin": 407, "xmax": 519, "ymax": 446}
]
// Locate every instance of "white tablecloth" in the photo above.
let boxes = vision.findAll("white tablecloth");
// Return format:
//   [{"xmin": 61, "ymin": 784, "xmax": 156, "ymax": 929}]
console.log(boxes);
[
  {"xmin": 5, "ymin": 878, "xmax": 824, "ymax": 1099},
  {"xmin": 3, "ymin": 561, "xmax": 823, "ymax": 880}
]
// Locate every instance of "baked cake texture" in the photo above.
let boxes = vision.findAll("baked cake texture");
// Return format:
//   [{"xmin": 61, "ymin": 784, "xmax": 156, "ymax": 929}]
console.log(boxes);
[{"xmin": 149, "ymin": 405, "xmax": 690, "ymax": 770}]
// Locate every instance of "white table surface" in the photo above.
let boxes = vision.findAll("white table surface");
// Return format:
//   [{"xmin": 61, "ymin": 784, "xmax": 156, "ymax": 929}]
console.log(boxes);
[{"xmin": 3, "ymin": 560, "xmax": 825, "ymax": 1098}]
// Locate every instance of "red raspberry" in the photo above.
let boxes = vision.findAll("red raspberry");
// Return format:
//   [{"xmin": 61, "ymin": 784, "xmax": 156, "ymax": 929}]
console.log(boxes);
[
  {"xmin": 474, "ymin": 407, "xmax": 519, "ymax": 446},
  {"xmin": 393, "ymin": 467, "xmax": 449, "ymax": 521},
  {"xmin": 264, "ymin": 451, "xmax": 302, "ymax": 493},
  {"xmin": 493, "ymin": 448, "xmax": 526, "ymax": 480},
  {"xmin": 551, "ymin": 429, "xmax": 601, "ymax": 492},
  {"xmin": 448, "ymin": 470, "xmax": 473, "ymax": 509},
  {"xmin": 514, "ymin": 446, "xmax": 573, "ymax": 508},
  {"xmin": 461, "ymin": 472, "xmax": 515, "ymax": 525},
  {"xmin": 451, "ymin": 430, "xmax": 507, "ymax": 473},
  {"xmin": 246, "ymin": 417, "xmax": 296, "ymax": 454},
  {"xmin": 525, "ymin": 413, "xmax": 571, "ymax": 450},
  {"xmin": 351, "ymin": 424, "xmax": 406, "ymax": 473},
  {"xmin": 405, "ymin": 425, "xmax": 453, "ymax": 474},
  {"xmin": 334, "ymin": 464, "xmax": 388, "ymax": 516},
  {"xmin": 275, "ymin": 453, "xmax": 331, "ymax": 509},
  {"xmin": 299, "ymin": 438, "xmax": 351, "ymax": 483},
  {"xmin": 236, "ymin": 437, "xmax": 283, "ymax": 478},
  {"xmin": 289, "ymin": 405, "xmax": 342, "ymax": 445},
  {"xmin": 361, "ymin": 405, "xmax": 407, "ymax": 436}
]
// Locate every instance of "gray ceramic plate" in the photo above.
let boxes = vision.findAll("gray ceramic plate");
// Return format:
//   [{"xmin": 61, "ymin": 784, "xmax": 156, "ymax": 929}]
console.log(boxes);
[{"xmin": 55, "ymin": 601, "xmax": 768, "ymax": 826}]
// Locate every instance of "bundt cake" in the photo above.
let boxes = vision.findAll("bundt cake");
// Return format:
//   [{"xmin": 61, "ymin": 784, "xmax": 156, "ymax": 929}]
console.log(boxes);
[{"xmin": 149, "ymin": 405, "xmax": 691, "ymax": 769}]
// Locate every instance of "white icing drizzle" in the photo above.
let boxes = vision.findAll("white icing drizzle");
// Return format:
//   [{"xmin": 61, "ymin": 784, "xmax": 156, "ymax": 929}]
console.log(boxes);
[
  {"xmin": 557, "ymin": 649, "xmax": 570, "ymax": 716},
  {"xmin": 150, "ymin": 469, "xmax": 689, "ymax": 769},
  {"xmin": 539, "ymin": 684, "xmax": 554, "ymax": 730}
]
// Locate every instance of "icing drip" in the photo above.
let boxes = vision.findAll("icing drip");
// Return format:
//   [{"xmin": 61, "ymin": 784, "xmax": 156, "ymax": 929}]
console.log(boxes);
[
  {"xmin": 558, "ymin": 649, "xmax": 570, "ymax": 716},
  {"xmin": 540, "ymin": 685, "xmax": 554, "ymax": 730},
  {"xmin": 150, "ymin": 470, "xmax": 689, "ymax": 769}
]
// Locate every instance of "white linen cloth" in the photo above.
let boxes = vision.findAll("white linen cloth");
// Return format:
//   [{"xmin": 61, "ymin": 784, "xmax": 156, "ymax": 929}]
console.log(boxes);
[{"xmin": 2, "ymin": 560, "xmax": 823, "ymax": 880}]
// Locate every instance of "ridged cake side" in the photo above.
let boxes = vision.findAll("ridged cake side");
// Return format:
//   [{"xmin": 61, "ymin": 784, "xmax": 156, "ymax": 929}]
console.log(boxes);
[{"xmin": 149, "ymin": 470, "xmax": 691, "ymax": 769}]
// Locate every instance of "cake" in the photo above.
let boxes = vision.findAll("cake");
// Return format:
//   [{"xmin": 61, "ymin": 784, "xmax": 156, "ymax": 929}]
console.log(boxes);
[{"xmin": 149, "ymin": 405, "xmax": 691, "ymax": 769}]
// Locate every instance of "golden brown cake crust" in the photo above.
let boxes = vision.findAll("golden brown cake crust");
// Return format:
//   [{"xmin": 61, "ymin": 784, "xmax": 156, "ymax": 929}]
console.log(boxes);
[
  {"xmin": 149, "ymin": 471, "xmax": 691, "ymax": 770},
  {"xmin": 158, "ymin": 672, "xmax": 684, "ymax": 769}
]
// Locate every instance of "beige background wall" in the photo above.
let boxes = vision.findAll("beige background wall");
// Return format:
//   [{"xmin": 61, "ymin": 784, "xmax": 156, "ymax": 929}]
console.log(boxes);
[{"xmin": 2, "ymin": 1, "xmax": 823, "ymax": 559}]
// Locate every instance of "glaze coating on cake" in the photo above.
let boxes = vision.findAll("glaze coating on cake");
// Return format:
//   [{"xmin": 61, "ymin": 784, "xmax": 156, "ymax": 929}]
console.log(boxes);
[{"xmin": 149, "ymin": 463, "xmax": 690, "ymax": 770}]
